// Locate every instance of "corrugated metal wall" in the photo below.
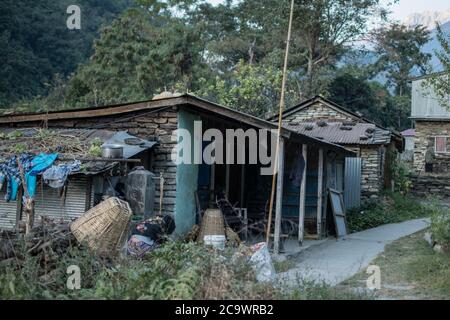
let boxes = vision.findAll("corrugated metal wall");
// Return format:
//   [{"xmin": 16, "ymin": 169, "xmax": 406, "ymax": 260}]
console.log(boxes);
[
  {"xmin": 33, "ymin": 177, "xmax": 88, "ymax": 223},
  {"xmin": 0, "ymin": 191, "xmax": 18, "ymax": 230},
  {"xmin": 344, "ymin": 157, "xmax": 361, "ymax": 210},
  {"xmin": 0, "ymin": 177, "xmax": 89, "ymax": 230}
]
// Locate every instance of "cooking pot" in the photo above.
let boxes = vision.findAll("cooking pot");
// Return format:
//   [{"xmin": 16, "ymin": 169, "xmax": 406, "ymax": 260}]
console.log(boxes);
[{"xmin": 101, "ymin": 144, "xmax": 124, "ymax": 159}]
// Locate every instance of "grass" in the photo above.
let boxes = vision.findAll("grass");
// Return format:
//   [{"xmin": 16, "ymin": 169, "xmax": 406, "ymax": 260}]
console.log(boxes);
[
  {"xmin": 0, "ymin": 239, "xmax": 370, "ymax": 300},
  {"xmin": 347, "ymin": 192, "xmax": 434, "ymax": 233},
  {"xmin": 341, "ymin": 230, "xmax": 450, "ymax": 300}
]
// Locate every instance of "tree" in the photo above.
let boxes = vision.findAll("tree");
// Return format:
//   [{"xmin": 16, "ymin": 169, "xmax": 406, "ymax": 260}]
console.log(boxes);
[
  {"xmin": 64, "ymin": 7, "xmax": 210, "ymax": 108},
  {"xmin": 425, "ymin": 23, "xmax": 450, "ymax": 109},
  {"xmin": 372, "ymin": 23, "xmax": 431, "ymax": 97},
  {"xmin": 327, "ymin": 72, "xmax": 403, "ymax": 129},
  {"xmin": 0, "ymin": 0, "xmax": 132, "ymax": 108},
  {"xmin": 194, "ymin": 60, "xmax": 296, "ymax": 117}
]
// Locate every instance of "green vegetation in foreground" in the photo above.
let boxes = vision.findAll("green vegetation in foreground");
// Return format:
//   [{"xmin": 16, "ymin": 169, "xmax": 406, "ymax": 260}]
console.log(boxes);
[
  {"xmin": 341, "ymin": 230, "xmax": 450, "ymax": 300},
  {"xmin": 347, "ymin": 192, "xmax": 433, "ymax": 233},
  {"xmin": 0, "ymin": 239, "xmax": 370, "ymax": 300}
]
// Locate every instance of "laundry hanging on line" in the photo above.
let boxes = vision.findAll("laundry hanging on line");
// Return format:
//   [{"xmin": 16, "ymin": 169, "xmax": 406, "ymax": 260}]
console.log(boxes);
[
  {"xmin": 43, "ymin": 160, "xmax": 81, "ymax": 189},
  {"xmin": 0, "ymin": 153, "xmax": 58, "ymax": 201}
]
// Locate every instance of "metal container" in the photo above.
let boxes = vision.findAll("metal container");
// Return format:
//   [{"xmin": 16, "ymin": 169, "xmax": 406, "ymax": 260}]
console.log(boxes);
[
  {"xmin": 125, "ymin": 168, "xmax": 155, "ymax": 218},
  {"xmin": 101, "ymin": 144, "xmax": 124, "ymax": 159}
]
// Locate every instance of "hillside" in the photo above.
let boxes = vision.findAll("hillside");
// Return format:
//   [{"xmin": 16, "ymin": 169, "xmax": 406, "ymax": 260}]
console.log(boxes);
[{"xmin": 0, "ymin": 0, "xmax": 133, "ymax": 108}]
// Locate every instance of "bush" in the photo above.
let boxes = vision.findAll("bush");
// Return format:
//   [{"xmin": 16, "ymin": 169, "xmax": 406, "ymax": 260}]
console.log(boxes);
[
  {"xmin": 430, "ymin": 205, "xmax": 450, "ymax": 249},
  {"xmin": 390, "ymin": 152, "xmax": 413, "ymax": 194},
  {"xmin": 347, "ymin": 192, "xmax": 433, "ymax": 232}
]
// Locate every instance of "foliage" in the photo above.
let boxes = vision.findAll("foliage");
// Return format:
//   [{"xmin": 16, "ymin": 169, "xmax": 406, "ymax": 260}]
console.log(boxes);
[
  {"xmin": 195, "ymin": 60, "xmax": 296, "ymax": 117},
  {"xmin": 390, "ymin": 152, "xmax": 413, "ymax": 194},
  {"xmin": 347, "ymin": 192, "xmax": 433, "ymax": 232},
  {"xmin": 326, "ymin": 72, "xmax": 404, "ymax": 129},
  {"xmin": 372, "ymin": 23, "xmax": 431, "ymax": 97},
  {"xmin": 343, "ymin": 231, "xmax": 450, "ymax": 299},
  {"xmin": 430, "ymin": 203, "xmax": 450, "ymax": 248},
  {"xmin": 0, "ymin": 239, "xmax": 373, "ymax": 300},
  {"xmin": 424, "ymin": 23, "xmax": 450, "ymax": 110},
  {"xmin": 0, "ymin": 0, "xmax": 132, "ymax": 108}
]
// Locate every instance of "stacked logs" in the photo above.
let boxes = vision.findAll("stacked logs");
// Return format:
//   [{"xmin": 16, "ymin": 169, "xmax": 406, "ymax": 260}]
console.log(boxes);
[{"xmin": 0, "ymin": 218, "xmax": 78, "ymax": 268}]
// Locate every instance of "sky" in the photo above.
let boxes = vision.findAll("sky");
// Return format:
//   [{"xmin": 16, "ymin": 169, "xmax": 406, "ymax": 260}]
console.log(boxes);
[{"xmin": 207, "ymin": 0, "xmax": 450, "ymax": 22}]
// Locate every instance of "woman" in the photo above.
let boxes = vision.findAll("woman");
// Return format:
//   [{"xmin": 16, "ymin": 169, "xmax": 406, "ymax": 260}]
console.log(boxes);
[{"xmin": 127, "ymin": 215, "xmax": 176, "ymax": 258}]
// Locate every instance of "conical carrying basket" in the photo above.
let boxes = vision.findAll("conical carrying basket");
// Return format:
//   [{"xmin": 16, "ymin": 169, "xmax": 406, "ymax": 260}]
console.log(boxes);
[
  {"xmin": 70, "ymin": 197, "xmax": 132, "ymax": 255},
  {"xmin": 198, "ymin": 209, "xmax": 226, "ymax": 241}
]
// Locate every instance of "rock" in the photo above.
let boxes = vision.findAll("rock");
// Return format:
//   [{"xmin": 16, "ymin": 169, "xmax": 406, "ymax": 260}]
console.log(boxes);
[{"xmin": 423, "ymin": 232, "xmax": 434, "ymax": 246}]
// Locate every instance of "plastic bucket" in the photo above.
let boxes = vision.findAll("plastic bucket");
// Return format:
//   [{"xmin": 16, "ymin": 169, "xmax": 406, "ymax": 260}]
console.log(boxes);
[{"xmin": 203, "ymin": 235, "xmax": 226, "ymax": 250}]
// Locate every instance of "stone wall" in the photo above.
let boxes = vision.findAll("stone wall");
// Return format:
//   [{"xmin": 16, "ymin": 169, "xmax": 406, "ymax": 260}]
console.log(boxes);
[
  {"xmin": 9, "ymin": 108, "xmax": 179, "ymax": 216},
  {"xmin": 410, "ymin": 174, "xmax": 450, "ymax": 198},
  {"xmin": 284, "ymin": 101, "xmax": 355, "ymax": 123},
  {"xmin": 413, "ymin": 121, "xmax": 450, "ymax": 173},
  {"xmin": 360, "ymin": 145, "xmax": 383, "ymax": 200}
]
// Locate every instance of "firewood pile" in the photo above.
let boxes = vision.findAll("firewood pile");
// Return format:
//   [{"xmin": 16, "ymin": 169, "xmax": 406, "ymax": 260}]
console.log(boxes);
[{"xmin": 0, "ymin": 217, "xmax": 78, "ymax": 267}]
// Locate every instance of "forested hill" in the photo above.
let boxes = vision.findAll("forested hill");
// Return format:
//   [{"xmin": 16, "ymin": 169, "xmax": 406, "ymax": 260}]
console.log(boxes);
[{"xmin": 0, "ymin": 0, "xmax": 133, "ymax": 107}]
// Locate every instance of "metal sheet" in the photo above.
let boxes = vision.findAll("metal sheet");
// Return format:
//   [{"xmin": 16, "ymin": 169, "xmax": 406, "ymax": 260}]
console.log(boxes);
[
  {"xmin": 32, "ymin": 177, "xmax": 89, "ymax": 223},
  {"xmin": 101, "ymin": 131, "xmax": 157, "ymax": 159},
  {"xmin": 0, "ymin": 191, "xmax": 18, "ymax": 230},
  {"xmin": 287, "ymin": 122, "xmax": 391, "ymax": 145},
  {"xmin": 411, "ymin": 78, "xmax": 450, "ymax": 119},
  {"xmin": 344, "ymin": 157, "xmax": 361, "ymax": 210}
]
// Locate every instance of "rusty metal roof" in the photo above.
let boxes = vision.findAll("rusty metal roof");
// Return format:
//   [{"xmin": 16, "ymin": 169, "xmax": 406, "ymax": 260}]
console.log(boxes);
[{"xmin": 286, "ymin": 121, "xmax": 391, "ymax": 145}]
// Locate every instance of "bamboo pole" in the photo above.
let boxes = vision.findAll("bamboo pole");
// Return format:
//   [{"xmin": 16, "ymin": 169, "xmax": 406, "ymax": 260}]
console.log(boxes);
[{"xmin": 266, "ymin": 0, "xmax": 295, "ymax": 244}]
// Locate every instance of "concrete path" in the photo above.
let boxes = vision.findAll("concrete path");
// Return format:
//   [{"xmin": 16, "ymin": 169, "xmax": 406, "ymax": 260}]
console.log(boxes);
[{"xmin": 277, "ymin": 218, "xmax": 431, "ymax": 286}]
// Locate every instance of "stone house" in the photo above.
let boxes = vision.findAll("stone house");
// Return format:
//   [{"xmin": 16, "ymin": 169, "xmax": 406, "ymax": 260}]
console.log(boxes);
[
  {"xmin": 410, "ymin": 74, "xmax": 450, "ymax": 197},
  {"xmin": 269, "ymin": 96, "xmax": 404, "ymax": 200},
  {"xmin": 0, "ymin": 93, "xmax": 354, "ymax": 252}
]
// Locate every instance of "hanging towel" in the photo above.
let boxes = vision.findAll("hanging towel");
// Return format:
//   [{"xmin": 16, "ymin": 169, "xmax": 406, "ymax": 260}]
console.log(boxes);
[{"xmin": 25, "ymin": 153, "xmax": 58, "ymax": 198}]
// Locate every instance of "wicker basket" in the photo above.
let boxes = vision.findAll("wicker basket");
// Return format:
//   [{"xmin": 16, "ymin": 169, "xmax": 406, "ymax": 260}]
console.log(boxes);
[
  {"xmin": 70, "ymin": 197, "xmax": 132, "ymax": 255},
  {"xmin": 198, "ymin": 209, "xmax": 225, "ymax": 241}
]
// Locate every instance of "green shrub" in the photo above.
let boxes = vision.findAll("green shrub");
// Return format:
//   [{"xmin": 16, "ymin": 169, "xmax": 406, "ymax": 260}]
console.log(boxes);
[
  {"xmin": 347, "ymin": 192, "xmax": 432, "ymax": 232},
  {"xmin": 430, "ymin": 205, "xmax": 450, "ymax": 248}
]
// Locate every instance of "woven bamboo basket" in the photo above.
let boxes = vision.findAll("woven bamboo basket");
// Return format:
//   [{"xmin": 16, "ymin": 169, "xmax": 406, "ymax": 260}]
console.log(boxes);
[
  {"xmin": 198, "ymin": 209, "xmax": 225, "ymax": 241},
  {"xmin": 70, "ymin": 197, "xmax": 132, "ymax": 255}
]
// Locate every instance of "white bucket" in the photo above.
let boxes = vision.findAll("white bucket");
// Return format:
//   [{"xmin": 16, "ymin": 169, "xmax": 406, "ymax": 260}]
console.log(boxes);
[{"xmin": 203, "ymin": 235, "xmax": 226, "ymax": 250}]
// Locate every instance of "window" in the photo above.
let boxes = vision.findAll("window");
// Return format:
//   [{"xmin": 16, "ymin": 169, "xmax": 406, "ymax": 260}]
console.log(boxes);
[{"xmin": 434, "ymin": 136, "xmax": 450, "ymax": 154}]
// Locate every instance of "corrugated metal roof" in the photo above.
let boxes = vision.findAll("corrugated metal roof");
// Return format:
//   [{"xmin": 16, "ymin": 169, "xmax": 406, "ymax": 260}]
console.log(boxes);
[
  {"xmin": 401, "ymin": 129, "xmax": 416, "ymax": 137},
  {"xmin": 286, "ymin": 122, "xmax": 391, "ymax": 145}
]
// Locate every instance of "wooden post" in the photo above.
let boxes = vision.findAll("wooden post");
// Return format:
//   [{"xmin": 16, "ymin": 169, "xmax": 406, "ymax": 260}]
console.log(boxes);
[
  {"xmin": 209, "ymin": 163, "xmax": 215, "ymax": 206},
  {"xmin": 240, "ymin": 164, "xmax": 245, "ymax": 208},
  {"xmin": 299, "ymin": 144, "xmax": 308, "ymax": 245},
  {"xmin": 225, "ymin": 163, "xmax": 230, "ymax": 199},
  {"xmin": 317, "ymin": 148, "xmax": 324, "ymax": 239},
  {"xmin": 274, "ymin": 138, "xmax": 285, "ymax": 255},
  {"xmin": 15, "ymin": 187, "xmax": 23, "ymax": 231}
]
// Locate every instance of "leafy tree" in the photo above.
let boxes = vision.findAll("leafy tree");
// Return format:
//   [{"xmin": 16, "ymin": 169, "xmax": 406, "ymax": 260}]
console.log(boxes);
[
  {"xmin": 194, "ymin": 60, "xmax": 296, "ymax": 117},
  {"xmin": 327, "ymin": 72, "xmax": 404, "ymax": 129},
  {"xmin": 372, "ymin": 23, "xmax": 431, "ymax": 96},
  {"xmin": 425, "ymin": 23, "xmax": 450, "ymax": 109},
  {"xmin": 64, "ymin": 7, "xmax": 210, "ymax": 108}
]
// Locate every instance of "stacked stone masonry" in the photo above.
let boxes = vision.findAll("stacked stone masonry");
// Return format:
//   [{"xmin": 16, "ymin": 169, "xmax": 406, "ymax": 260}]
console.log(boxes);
[
  {"xmin": 413, "ymin": 121, "xmax": 450, "ymax": 173},
  {"xmin": 13, "ymin": 108, "xmax": 179, "ymax": 216}
]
